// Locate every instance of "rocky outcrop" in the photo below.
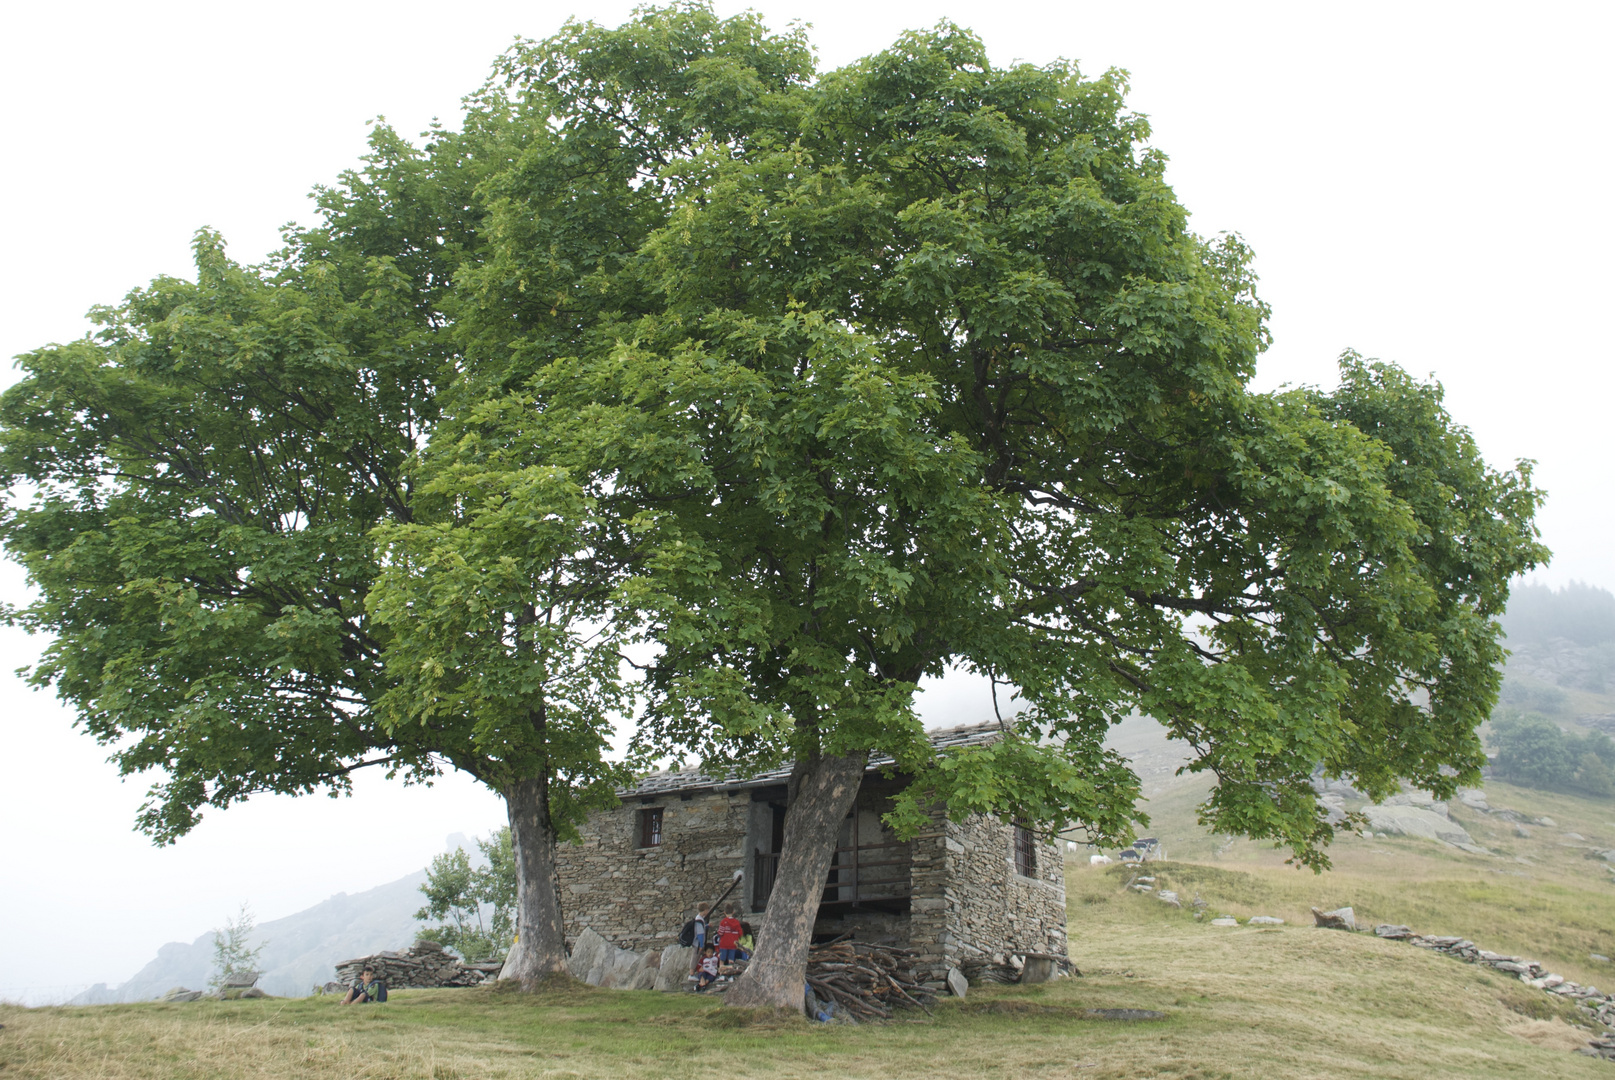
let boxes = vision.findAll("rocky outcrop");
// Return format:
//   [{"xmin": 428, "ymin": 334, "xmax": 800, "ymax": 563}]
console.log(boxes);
[
  {"xmin": 333, "ymin": 939, "xmax": 486, "ymax": 989},
  {"xmin": 653, "ymin": 943, "xmax": 695, "ymax": 992},
  {"xmin": 566, "ymin": 928, "xmax": 664, "ymax": 989},
  {"xmin": 1311, "ymin": 907, "xmax": 1356, "ymax": 931},
  {"xmin": 1361, "ymin": 804, "xmax": 1475, "ymax": 847}
]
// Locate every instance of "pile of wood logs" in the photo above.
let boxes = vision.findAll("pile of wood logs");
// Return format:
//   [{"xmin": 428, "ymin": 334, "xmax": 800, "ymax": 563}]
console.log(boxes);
[{"xmin": 804, "ymin": 938, "xmax": 936, "ymax": 1021}]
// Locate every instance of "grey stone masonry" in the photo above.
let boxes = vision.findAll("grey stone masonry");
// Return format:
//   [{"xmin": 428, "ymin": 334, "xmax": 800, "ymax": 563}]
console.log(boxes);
[
  {"xmin": 551, "ymin": 723, "xmax": 1069, "ymax": 983},
  {"xmin": 934, "ymin": 813, "xmax": 1066, "ymax": 974},
  {"xmin": 554, "ymin": 787, "xmax": 749, "ymax": 955}
]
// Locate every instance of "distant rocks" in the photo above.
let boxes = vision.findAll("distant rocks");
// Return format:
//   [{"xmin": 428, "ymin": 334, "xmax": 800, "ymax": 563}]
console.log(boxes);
[
  {"xmin": 1310, "ymin": 773, "xmax": 1364, "ymax": 800},
  {"xmin": 158, "ymin": 971, "xmax": 265, "ymax": 1003},
  {"xmin": 1363, "ymin": 919, "xmax": 1615, "ymax": 1061},
  {"xmin": 1246, "ymin": 916, "xmax": 1284, "ymax": 926},
  {"xmin": 1209, "ymin": 918, "xmax": 1238, "ymax": 927}
]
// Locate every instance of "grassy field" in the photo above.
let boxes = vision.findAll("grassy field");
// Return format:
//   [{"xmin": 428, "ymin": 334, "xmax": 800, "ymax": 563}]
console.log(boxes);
[
  {"xmin": 5, "ymin": 881, "xmax": 1613, "ymax": 1079},
  {"xmin": 1122, "ymin": 772, "xmax": 1615, "ymax": 990},
  {"xmin": 1, "ymin": 928, "xmax": 1608, "ymax": 1080},
  {"xmin": 7, "ymin": 771, "xmax": 1615, "ymax": 1078}
]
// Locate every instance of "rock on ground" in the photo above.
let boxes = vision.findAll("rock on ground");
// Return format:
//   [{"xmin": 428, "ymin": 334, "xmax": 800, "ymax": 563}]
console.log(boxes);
[
  {"xmin": 1312, "ymin": 906, "xmax": 1356, "ymax": 931},
  {"xmin": 1363, "ymin": 804, "xmax": 1474, "ymax": 846},
  {"xmin": 567, "ymin": 928, "xmax": 666, "ymax": 990}
]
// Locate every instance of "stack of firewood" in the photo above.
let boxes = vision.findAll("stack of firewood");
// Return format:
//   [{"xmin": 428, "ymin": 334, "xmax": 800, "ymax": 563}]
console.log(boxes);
[{"xmin": 804, "ymin": 938, "xmax": 936, "ymax": 1021}]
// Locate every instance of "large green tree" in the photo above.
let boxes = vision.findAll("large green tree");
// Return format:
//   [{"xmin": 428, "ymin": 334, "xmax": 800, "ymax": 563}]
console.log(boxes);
[
  {"xmin": 477, "ymin": 18, "xmax": 1546, "ymax": 1008},
  {"xmin": 1, "ymin": 4, "xmax": 1547, "ymax": 1012},
  {"xmin": 0, "ymin": 3, "xmax": 823, "ymax": 990},
  {"xmin": 0, "ymin": 213, "xmax": 453, "ymax": 842},
  {"xmin": 367, "ymin": 401, "xmax": 636, "ymax": 981}
]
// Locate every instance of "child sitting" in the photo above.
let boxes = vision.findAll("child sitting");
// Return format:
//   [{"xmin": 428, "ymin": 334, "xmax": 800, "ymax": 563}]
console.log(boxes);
[{"xmin": 695, "ymin": 945, "xmax": 720, "ymax": 991}]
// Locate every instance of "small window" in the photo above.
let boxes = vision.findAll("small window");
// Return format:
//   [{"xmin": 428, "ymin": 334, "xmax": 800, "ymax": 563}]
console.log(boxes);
[
  {"xmin": 638, "ymin": 807, "xmax": 664, "ymax": 848},
  {"xmin": 1013, "ymin": 824, "xmax": 1037, "ymax": 877}
]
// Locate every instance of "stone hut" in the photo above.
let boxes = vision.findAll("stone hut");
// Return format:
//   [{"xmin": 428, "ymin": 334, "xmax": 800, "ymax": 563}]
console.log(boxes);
[{"xmin": 553, "ymin": 723, "xmax": 1067, "ymax": 985}]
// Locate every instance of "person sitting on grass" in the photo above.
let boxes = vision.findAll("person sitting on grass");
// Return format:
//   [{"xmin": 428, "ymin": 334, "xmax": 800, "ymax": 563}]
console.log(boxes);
[
  {"xmin": 695, "ymin": 946, "xmax": 720, "ymax": 992},
  {"xmin": 342, "ymin": 968, "xmax": 387, "ymax": 1004}
]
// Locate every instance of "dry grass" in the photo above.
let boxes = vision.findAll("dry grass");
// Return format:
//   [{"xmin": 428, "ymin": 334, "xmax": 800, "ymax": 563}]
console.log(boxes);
[
  {"xmin": 1115, "ymin": 772, "xmax": 1615, "ymax": 989},
  {"xmin": 8, "ymin": 773, "xmax": 1615, "ymax": 1078},
  {"xmin": 4, "ymin": 917, "xmax": 1610, "ymax": 1080}
]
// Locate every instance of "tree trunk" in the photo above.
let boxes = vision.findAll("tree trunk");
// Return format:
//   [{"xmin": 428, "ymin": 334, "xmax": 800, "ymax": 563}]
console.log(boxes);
[
  {"xmin": 725, "ymin": 747, "xmax": 868, "ymax": 1010},
  {"xmin": 498, "ymin": 774, "xmax": 570, "ymax": 988}
]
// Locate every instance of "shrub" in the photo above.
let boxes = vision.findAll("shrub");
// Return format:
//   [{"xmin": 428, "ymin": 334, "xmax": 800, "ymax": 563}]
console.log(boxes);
[{"xmin": 209, "ymin": 903, "xmax": 266, "ymax": 991}]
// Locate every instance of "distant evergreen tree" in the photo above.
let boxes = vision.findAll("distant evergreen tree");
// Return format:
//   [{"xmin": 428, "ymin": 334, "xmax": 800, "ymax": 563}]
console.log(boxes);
[
  {"xmin": 1502, "ymin": 582, "xmax": 1615, "ymax": 647},
  {"xmin": 208, "ymin": 903, "xmax": 266, "ymax": 991}
]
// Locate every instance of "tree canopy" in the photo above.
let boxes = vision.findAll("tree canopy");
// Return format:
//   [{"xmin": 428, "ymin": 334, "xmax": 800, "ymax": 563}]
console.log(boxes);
[
  {"xmin": 425, "ymin": 7, "xmax": 1545, "ymax": 1007},
  {"xmin": 0, "ymin": 3, "xmax": 1548, "ymax": 1009}
]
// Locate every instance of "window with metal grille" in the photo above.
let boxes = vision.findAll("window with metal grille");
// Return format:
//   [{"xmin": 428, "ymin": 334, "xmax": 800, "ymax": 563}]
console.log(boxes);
[
  {"xmin": 638, "ymin": 807, "xmax": 663, "ymax": 848},
  {"xmin": 1013, "ymin": 824, "xmax": 1037, "ymax": 877}
]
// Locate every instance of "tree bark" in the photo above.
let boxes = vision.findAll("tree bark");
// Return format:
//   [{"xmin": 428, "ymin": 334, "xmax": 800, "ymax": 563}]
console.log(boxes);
[
  {"xmin": 725, "ymin": 747, "xmax": 868, "ymax": 1010},
  {"xmin": 498, "ymin": 773, "xmax": 570, "ymax": 988}
]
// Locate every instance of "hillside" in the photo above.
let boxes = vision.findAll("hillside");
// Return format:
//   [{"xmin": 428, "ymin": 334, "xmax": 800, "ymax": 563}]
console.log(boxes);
[
  {"xmin": 10, "ymin": 714, "xmax": 1615, "ymax": 1076},
  {"xmin": 1102, "ymin": 720, "xmax": 1615, "ymax": 993},
  {"xmin": 70, "ymin": 869, "xmax": 431, "ymax": 1003}
]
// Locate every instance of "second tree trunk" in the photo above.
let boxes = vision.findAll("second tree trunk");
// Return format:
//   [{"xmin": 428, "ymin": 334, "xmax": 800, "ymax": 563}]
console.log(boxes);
[{"xmin": 725, "ymin": 748, "xmax": 868, "ymax": 1010}]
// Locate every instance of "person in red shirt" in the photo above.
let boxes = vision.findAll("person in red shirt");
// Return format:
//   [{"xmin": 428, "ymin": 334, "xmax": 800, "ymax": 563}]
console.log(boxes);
[{"xmin": 715, "ymin": 904, "xmax": 744, "ymax": 962}]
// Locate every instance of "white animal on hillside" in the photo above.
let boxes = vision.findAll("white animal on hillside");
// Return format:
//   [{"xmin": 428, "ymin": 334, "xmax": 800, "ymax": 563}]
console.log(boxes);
[{"xmin": 1089, "ymin": 854, "xmax": 1113, "ymax": 865}]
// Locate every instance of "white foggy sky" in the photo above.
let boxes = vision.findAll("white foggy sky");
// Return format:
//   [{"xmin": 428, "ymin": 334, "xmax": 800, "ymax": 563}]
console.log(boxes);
[{"xmin": 2, "ymin": 0, "xmax": 1609, "ymax": 999}]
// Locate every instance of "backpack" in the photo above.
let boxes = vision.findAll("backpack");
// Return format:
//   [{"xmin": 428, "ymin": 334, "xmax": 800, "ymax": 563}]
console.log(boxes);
[{"xmin": 678, "ymin": 919, "xmax": 697, "ymax": 948}]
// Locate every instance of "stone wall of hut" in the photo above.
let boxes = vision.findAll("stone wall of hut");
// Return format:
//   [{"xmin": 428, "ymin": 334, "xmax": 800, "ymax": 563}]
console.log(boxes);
[{"xmin": 554, "ymin": 788, "xmax": 749, "ymax": 954}]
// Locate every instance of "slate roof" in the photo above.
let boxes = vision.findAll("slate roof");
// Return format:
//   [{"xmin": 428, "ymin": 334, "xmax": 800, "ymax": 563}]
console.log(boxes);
[{"xmin": 620, "ymin": 721, "xmax": 1007, "ymax": 799}]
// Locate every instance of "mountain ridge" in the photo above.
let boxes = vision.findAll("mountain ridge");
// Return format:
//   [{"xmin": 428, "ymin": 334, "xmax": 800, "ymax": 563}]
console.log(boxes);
[{"xmin": 70, "ymin": 869, "xmax": 431, "ymax": 1003}]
